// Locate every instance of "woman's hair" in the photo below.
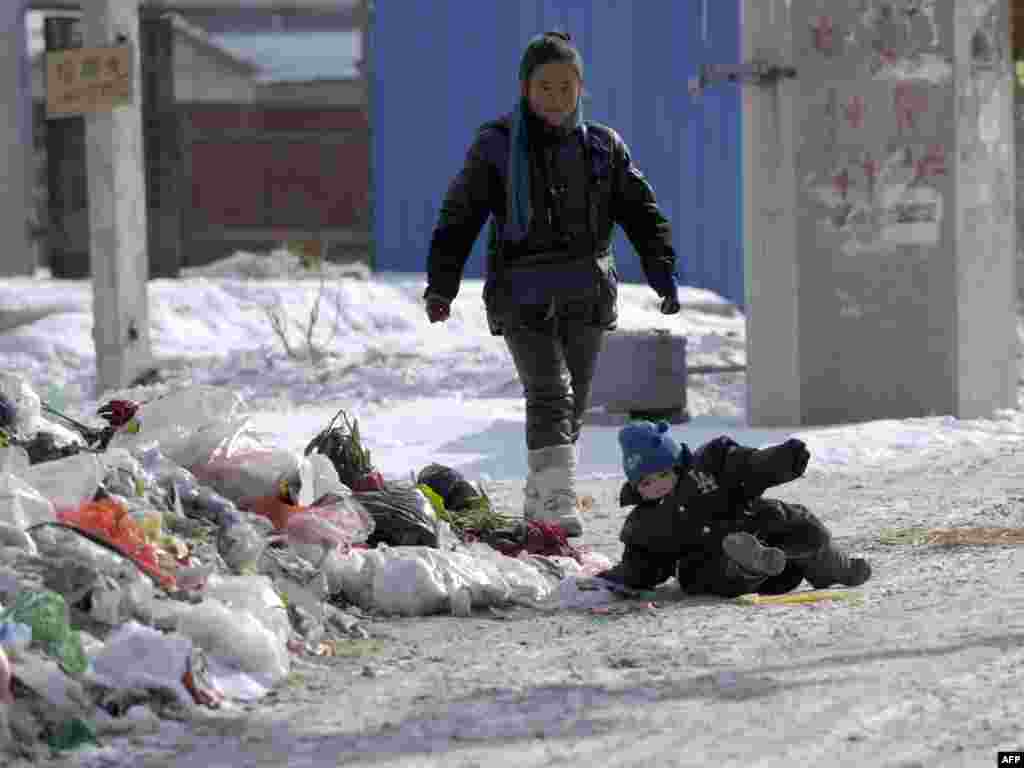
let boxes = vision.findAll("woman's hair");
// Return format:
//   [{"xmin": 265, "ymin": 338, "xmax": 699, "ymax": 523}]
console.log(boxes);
[{"xmin": 518, "ymin": 30, "xmax": 584, "ymax": 83}]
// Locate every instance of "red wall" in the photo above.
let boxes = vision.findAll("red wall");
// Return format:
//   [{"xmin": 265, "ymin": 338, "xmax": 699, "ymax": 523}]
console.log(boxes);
[{"xmin": 182, "ymin": 104, "xmax": 369, "ymax": 231}]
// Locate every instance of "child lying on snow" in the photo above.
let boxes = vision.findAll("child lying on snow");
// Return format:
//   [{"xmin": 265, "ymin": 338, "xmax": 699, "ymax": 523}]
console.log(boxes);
[{"xmin": 596, "ymin": 421, "xmax": 871, "ymax": 598}]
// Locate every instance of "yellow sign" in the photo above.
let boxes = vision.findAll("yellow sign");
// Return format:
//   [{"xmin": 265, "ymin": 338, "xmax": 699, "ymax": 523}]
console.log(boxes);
[{"xmin": 46, "ymin": 45, "xmax": 134, "ymax": 118}]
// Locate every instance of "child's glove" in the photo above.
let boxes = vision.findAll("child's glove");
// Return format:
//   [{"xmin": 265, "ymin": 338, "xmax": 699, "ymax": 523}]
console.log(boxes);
[
  {"xmin": 779, "ymin": 438, "xmax": 810, "ymax": 477},
  {"xmin": 742, "ymin": 438, "xmax": 810, "ymax": 497}
]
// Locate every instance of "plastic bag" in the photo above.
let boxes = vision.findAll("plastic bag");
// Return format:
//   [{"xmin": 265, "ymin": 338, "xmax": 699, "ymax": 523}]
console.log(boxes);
[
  {"xmin": 20, "ymin": 452, "xmax": 103, "ymax": 512},
  {"xmin": 98, "ymin": 449, "xmax": 148, "ymax": 498},
  {"xmin": 320, "ymin": 548, "xmax": 367, "ymax": 602},
  {"xmin": 305, "ymin": 452, "xmax": 349, "ymax": 500},
  {"xmin": 284, "ymin": 491, "xmax": 375, "ymax": 552},
  {"xmin": 0, "ymin": 373, "xmax": 41, "ymax": 437},
  {"xmin": 358, "ymin": 483, "xmax": 438, "ymax": 548},
  {"xmin": 0, "ymin": 526, "xmax": 36, "ymax": 554},
  {"xmin": 0, "ymin": 446, "xmax": 30, "ymax": 477},
  {"xmin": 138, "ymin": 446, "xmax": 242, "ymax": 527},
  {"xmin": 88, "ymin": 575, "xmax": 154, "ymax": 626},
  {"xmin": 28, "ymin": 523, "xmax": 155, "ymax": 589},
  {"xmin": 464, "ymin": 543, "xmax": 561, "ymax": 607},
  {"xmin": 216, "ymin": 521, "xmax": 266, "ymax": 574},
  {"xmin": 0, "ymin": 590, "xmax": 88, "ymax": 676},
  {"xmin": 89, "ymin": 622, "xmax": 194, "ymax": 706},
  {"xmin": 169, "ymin": 588, "xmax": 289, "ymax": 684},
  {"xmin": 0, "ymin": 471, "xmax": 55, "ymax": 530},
  {"xmin": 364, "ymin": 547, "xmax": 449, "ymax": 617},
  {"xmin": 204, "ymin": 574, "xmax": 291, "ymax": 643},
  {"xmin": 577, "ymin": 549, "xmax": 615, "ymax": 577},
  {"xmin": 0, "ymin": 644, "xmax": 10, "ymax": 707},
  {"xmin": 356, "ymin": 544, "xmax": 559, "ymax": 617},
  {"xmin": 0, "ymin": 621, "xmax": 31, "ymax": 658},
  {"xmin": 56, "ymin": 498, "xmax": 172, "ymax": 588},
  {"xmin": 106, "ymin": 386, "xmax": 248, "ymax": 465},
  {"xmin": 193, "ymin": 445, "xmax": 313, "ymax": 508}
]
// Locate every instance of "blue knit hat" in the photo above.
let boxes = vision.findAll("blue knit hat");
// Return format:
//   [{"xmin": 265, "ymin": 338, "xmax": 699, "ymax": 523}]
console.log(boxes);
[{"xmin": 618, "ymin": 421, "xmax": 684, "ymax": 486}]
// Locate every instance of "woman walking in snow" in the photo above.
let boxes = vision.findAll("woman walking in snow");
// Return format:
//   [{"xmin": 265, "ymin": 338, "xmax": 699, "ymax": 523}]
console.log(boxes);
[{"xmin": 423, "ymin": 31, "xmax": 681, "ymax": 537}]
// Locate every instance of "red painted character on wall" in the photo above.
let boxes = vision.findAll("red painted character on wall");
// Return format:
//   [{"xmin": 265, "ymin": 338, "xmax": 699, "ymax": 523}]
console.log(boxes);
[
  {"xmin": 894, "ymin": 82, "xmax": 928, "ymax": 132},
  {"xmin": 811, "ymin": 16, "xmax": 836, "ymax": 56},
  {"xmin": 844, "ymin": 95, "xmax": 866, "ymax": 130}
]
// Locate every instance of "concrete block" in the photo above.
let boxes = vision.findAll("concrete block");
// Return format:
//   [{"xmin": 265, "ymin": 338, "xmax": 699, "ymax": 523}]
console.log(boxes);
[{"xmin": 586, "ymin": 329, "xmax": 689, "ymax": 424}]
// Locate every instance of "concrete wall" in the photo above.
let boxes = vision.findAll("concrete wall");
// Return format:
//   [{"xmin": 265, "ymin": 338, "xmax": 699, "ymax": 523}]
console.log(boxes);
[
  {"xmin": 953, "ymin": 0, "xmax": 1018, "ymax": 416},
  {"xmin": 1018, "ymin": 83, "xmax": 1024, "ymax": 293},
  {"xmin": 745, "ymin": 0, "xmax": 1016, "ymax": 426},
  {"xmin": 1, "ymin": 1, "xmax": 36, "ymax": 276}
]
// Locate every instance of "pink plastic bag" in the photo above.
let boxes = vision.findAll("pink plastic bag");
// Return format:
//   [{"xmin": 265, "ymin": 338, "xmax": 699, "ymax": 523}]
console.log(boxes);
[{"xmin": 283, "ymin": 492, "xmax": 374, "ymax": 552}]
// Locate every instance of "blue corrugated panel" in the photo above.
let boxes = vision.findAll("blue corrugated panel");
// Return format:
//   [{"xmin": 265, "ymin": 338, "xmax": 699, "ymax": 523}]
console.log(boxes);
[{"xmin": 374, "ymin": 1, "xmax": 743, "ymax": 306}]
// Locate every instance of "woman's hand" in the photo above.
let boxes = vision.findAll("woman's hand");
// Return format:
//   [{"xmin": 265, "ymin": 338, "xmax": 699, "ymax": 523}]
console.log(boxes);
[{"xmin": 425, "ymin": 294, "xmax": 451, "ymax": 323}]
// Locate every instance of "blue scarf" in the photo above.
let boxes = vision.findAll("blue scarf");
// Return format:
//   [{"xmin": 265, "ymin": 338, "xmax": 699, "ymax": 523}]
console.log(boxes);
[{"xmin": 504, "ymin": 98, "xmax": 584, "ymax": 244}]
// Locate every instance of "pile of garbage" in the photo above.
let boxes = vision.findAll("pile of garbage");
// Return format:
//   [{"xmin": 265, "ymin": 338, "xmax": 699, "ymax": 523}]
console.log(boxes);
[{"xmin": 0, "ymin": 373, "xmax": 611, "ymax": 760}]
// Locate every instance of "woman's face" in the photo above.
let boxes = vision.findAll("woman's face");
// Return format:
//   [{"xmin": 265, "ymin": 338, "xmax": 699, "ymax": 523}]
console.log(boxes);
[{"xmin": 522, "ymin": 60, "xmax": 581, "ymax": 127}]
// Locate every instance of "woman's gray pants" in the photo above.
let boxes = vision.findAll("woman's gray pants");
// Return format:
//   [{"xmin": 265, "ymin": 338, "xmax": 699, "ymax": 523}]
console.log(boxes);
[{"xmin": 502, "ymin": 302, "xmax": 605, "ymax": 450}]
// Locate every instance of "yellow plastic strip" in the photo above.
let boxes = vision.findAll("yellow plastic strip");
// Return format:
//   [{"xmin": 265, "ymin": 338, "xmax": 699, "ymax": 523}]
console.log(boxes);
[{"xmin": 735, "ymin": 589, "xmax": 861, "ymax": 606}]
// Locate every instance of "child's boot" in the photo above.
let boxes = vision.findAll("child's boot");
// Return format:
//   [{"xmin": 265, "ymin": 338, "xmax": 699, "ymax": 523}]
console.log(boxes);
[
  {"xmin": 801, "ymin": 545, "xmax": 871, "ymax": 588},
  {"xmin": 722, "ymin": 532, "xmax": 786, "ymax": 579}
]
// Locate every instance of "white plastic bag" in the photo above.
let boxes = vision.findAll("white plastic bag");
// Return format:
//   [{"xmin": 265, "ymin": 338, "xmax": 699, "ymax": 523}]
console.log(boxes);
[
  {"xmin": 0, "ymin": 472, "xmax": 55, "ymax": 530},
  {"xmin": 0, "ymin": 373, "xmax": 41, "ymax": 437},
  {"xmin": 0, "ymin": 447, "xmax": 29, "ymax": 478},
  {"xmin": 88, "ymin": 622, "xmax": 194, "ymax": 706},
  {"xmin": 170, "ymin": 596, "xmax": 289, "ymax": 684},
  {"xmin": 305, "ymin": 452, "xmax": 348, "ymax": 500},
  {"xmin": 20, "ymin": 452, "xmax": 102, "ymax": 512},
  {"xmin": 368, "ymin": 547, "xmax": 450, "ymax": 617},
  {"xmin": 204, "ymin": 574, "xmax": 291, "ymax": 645},
  {"xmin": 466, "ymin": 544, "xmax": 561, "ymax": 607},
  {"xmin": 361, "ymin": 545, "xmax": 559, "ymax": 617},
  {"xmin": 321, "ymin": 548, "xmax": 368, "ymax": 602},
  {"xmin": 107, "ymin": 385, "xmax": 248, "ymax": 467}
]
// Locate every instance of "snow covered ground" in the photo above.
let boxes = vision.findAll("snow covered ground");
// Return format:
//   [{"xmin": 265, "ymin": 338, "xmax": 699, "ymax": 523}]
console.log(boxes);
[
  {"xmin": 4, "ymin": 253, "xmax": 1024, "ymax": 767},
  {"xmin": 2, "ymin": 250, "xmax": 1023, "ymax": 486}
]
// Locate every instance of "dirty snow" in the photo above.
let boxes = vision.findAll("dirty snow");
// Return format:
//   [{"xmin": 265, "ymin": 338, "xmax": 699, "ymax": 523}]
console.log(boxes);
[{"xmin": 2, "ymin": 250, "xmax": 1022, "ymax": 483}]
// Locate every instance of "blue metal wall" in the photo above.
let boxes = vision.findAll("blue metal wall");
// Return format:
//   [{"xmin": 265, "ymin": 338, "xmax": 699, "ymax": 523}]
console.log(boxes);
[{"xmin": 374, "ymin": 1, "xmax": 743, "ymax": 306}]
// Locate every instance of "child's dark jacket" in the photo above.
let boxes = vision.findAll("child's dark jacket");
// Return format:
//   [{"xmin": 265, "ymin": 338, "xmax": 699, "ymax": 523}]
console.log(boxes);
[{"xmin": 601, "ymin": 435, "xmax": 828, "ymax": 592}]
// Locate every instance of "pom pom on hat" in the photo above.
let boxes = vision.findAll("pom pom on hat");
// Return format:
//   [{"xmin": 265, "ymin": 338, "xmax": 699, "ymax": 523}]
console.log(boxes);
[{"xmin": 618, "ymin": 420, "xmax": 684, "ymax": 486}]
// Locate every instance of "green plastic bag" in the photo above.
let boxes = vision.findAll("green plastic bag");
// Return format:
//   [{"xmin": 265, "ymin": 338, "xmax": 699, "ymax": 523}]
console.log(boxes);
[
  {"xmin": 0, "ymin": 590, "xmax": 88, "ymax": 676},
  {"xmin": 47, "ymin": 717, "xmax": 99, "ymax": 753}
]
